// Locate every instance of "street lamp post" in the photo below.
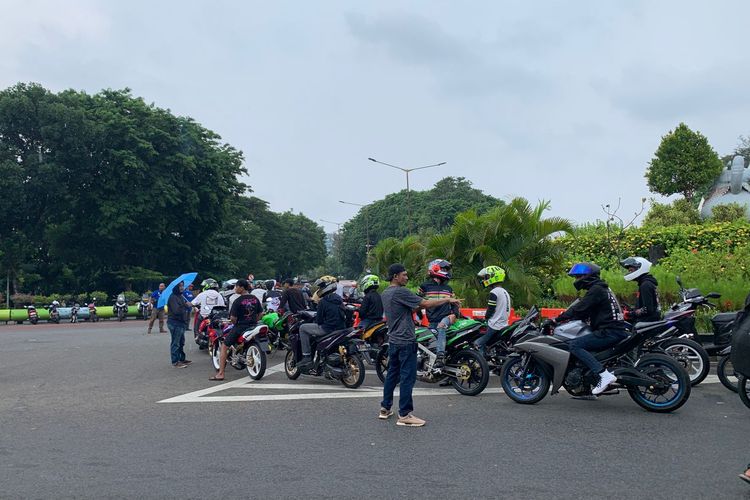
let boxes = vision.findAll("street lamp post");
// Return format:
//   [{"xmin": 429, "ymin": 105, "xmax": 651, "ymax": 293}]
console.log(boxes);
[
  {"xmin": 339, "ymin": 200, "xmax": 372, "ymax": 265},
  {"xmin": 368, "ymin": 157, "xmax": 446, "ymax": 234}
]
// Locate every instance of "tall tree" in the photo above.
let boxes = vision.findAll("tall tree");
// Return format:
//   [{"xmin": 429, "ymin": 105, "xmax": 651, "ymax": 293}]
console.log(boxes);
[{"xmin": 646, "ymin": 123, "xmax": 723, "ymax": 204}]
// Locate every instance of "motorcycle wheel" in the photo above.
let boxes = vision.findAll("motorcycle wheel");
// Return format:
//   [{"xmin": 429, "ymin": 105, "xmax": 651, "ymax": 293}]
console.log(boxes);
[
  {"xmin": 375, "ymin": 344, "xmax": 389, "ymax": 384},
  {"xmin": 660, "ymin": 338, "xmax": 709, "ymax": 386},
  {"xmin": 284, "ymin": 350, "xmax": 301, "ymax": 380},
  {"xmin": 245, "ymin": 343, "xmax": 267, "ymax": 380},
  {"xmin": 500, "ymin": 355, "xmax": 550, "ymax": 404},
  {"xmin": 738, "ymin": 375, "xmax": 750, "ymax": 409},
  {"xmin": 30, "ymin": 318, "xmax": 38, "ymax": 325},
  {"xmin": 448, "ymin": 349, "xmax": 490, "ymax": 396},
  {"xmin": 627, "ymin": 354, "xmax": 690, "ymax": 413},
  {"xmin": 211, "ymin": 342, "xmax": 222, "ymax": 371},
  {"xmin": 341, "ymin": 354, "xmax": 365, "ymax": 389},
  {"xmin": 717, "ymin": 355, "xmax": 739, "ymax": 393}
]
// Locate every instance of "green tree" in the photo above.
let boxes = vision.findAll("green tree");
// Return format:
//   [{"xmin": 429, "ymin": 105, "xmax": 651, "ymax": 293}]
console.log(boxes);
[
  {"xmin": 646, "ymin": 123, "xmax": 723, "ymax": 204},
  {"xmin": 338, "ymin": 177, "xmax": 501, "ymax": 276}
]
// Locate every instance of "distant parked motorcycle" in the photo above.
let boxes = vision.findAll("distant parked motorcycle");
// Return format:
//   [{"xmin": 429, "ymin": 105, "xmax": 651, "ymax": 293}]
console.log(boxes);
[
  {"xmin": 87, "ymin": 299, "xmax": 99, "ymax": 322},
  {"xmin": 138, "ymin": 296, "xmax": 151, "ymax": 320},
  {"xmin": 113, "ymin": 294, "xmax": 128, "ymax": 322},
  {"xmin": 47, "ymin": 301, "xmax": 60, "ymax": 324},
  {"xmin": 26, "ymin": 304, "xmax": 39, "ymax": 325},
  {"xmin": 70, "ymin": 303, "xmax": 80, "ymax": 323}
]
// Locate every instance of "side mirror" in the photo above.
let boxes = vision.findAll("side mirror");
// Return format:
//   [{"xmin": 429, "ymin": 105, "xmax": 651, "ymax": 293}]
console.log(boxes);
[{"xmin": 707, "ymin": 292, "xmax": 721, "ymax": 299}]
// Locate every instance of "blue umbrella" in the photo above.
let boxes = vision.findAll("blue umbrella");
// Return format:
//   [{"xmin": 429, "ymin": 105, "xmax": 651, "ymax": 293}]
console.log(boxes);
[{"xmin": 157, "ymin": 272, "xmax": 198, "ymax": 309}]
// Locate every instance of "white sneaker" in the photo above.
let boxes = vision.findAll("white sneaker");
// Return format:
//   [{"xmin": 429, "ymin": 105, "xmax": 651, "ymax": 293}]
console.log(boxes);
[{"xmin": 592, "ymin": 370, "xmax": 617, "ymax": 395}]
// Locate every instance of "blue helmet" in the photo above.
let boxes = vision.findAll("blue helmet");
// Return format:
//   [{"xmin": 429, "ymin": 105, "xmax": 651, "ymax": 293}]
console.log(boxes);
[{"xmin": 568, "ymin": 262, "xmax": 601, "ymax": 278}]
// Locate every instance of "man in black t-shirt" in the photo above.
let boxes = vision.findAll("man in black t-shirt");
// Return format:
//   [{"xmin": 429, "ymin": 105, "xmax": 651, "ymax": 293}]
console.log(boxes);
[
  {"xmin": 210, "ymin": 279, "xmax": 262, "ymax": 381},
  {"xmin": 279, "ymin": 278, "xmax": 307, "ymax": 314}
]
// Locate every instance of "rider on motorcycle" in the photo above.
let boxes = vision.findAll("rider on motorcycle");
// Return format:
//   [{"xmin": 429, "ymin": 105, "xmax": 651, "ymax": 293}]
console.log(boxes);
[
  {"xmin": 620, "ymin": 257, "xmax": 661, "ymax": 322},
  {"xmin": 418, "ymin": 259, "xmax": 460, "ymax": 369},
  {"xmin": 358, "ymin": 274, "xmax": 383, "ymax": 331},
  {"xmin": 473, "ymin": 266, "xmax": 512, "ymax": 355},
  {"xmin": 191, "ymin": 278, "xmax": 226, "ymax": 333},
  {"xmin": 550, "ymin": 262, "xmax": 629, "ymax": 395},
  {"xmin": 297, "ymin": 275, "xmax": 347, "ymax": 370}
]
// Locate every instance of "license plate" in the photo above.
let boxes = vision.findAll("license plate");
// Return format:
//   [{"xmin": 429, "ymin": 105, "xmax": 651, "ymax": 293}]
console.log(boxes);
[{"xmin": 357, "ymin": 343, "xmax": 369, "ymax": 352}]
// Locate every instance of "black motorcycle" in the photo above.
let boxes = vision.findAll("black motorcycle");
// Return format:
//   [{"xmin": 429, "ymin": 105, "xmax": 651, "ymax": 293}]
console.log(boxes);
[
  {"xmin": 717, "ymin": 345, "xmax": 738, "ymax": 392},
  {"xmin": 501, "ymin": 309, "xmax": 694, "ymax": 413},
  {"xmin": 284, "ymin": 311, "xmax": 368, "ymax": 389}
]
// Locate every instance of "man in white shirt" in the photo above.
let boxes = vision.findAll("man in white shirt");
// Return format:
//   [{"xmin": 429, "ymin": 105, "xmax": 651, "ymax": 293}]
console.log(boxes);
[
  {"xmin": 474, "ymin": 266, "xmax": 512, "ymax": 354},
  {"xmin": 191, "ymin": 278, "xmax": 226, "ymax": 333}
]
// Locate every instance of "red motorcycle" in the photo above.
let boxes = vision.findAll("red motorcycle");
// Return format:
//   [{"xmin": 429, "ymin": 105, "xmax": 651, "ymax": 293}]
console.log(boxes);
[
  {"xmin": 26, "ymin": 305, "xmax": 39, "ymax": 325},
  {"xmin": 209, "ymin": 322, "xmax": 271, "ymax": 380},
  {"xmin": 197, "ymin": 307, "xmax": 230, "ymax": 351}
]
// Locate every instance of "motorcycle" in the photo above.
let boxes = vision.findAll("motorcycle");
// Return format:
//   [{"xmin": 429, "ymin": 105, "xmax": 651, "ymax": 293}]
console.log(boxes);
[
  {"xmin": 284, "ymin": 311, "xmax": 368, "ymax": 389},
  {"xmin": 478, "ymin": 307, "xmax": 542, "ymax": 373},
  {"xmin": 208, "ymin": 322, "xmax": 271, "ymax": 380},
  {"xmin": 500, "ymin": 310, "xmax": 694, "ymax": 413},
  {"xmin": 87, "ymin": 299, "xmax": 99, "ymax": 322},
  {"xmin": 359, "ymin": 320, "xmax": 389, "ymax": 365},
  {"xmin": 672, "ymin": 276, "xmax": 735, "ymax": 355},
  {"xmin": 197, "ymin": 306, "xmax": 230, "ymax": 351},
  {"xmin": 375, "ymin": 317, "xmax": 490, "ymax": 396},
  {"xmin": 47, "ymin": 303, "xmax": 60, "ymax": 324},
  {"xmin": 138, "ymin": 296, "xmax": 152, "ymax": 320},
  {"xmin": 730, "ymin": 293, "xmax": 750, "ymax": 409},
  {"xmin": 26, "ymin": 305, "xmax": 39, "ymax": 325},
  {"xmin": 717, "ymin": 345, "xmax": 738, "ymax": 392},
  {"xmin": 113, "ymin": 294, "xmax": 128, "ymax": 322},
  {"xmin": 70, "ymin": 303, "xmax": 80, "ymax": 323},
  {"xmin": 260, "ymin": 309, "xmax": 291, "ymax": 352}
]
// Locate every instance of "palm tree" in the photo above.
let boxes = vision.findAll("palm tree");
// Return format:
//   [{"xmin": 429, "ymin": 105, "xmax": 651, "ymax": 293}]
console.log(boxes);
[{"xmin": 371, "ymin": 235, "xmax": 427, "ymax": 284}]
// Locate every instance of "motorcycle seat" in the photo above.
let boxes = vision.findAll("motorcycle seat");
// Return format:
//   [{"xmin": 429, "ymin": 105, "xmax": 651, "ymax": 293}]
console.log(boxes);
[{"xmin": 319, "ymin": 327, "xmax": 353, "ymax": 340}]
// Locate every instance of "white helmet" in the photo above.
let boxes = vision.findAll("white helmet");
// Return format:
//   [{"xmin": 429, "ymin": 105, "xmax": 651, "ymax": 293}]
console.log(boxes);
[
  {"xmin": 620, "ymin": 257, "xmax": 652, "ymax": 281},
  {"xmin": 52, "ymin": 300, "xmax": 60, "ymax": 306}
]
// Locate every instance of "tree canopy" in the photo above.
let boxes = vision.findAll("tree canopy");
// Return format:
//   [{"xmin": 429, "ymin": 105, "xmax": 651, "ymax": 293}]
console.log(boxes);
[
  {"xmin": 337, "ymin": 177, "xmax": 501, "ymax": 276},
  {"xmin": 646, "ymin": 122, "xmax": 723, "ymax": 204},
  {"xmin": 0, "ymin": 83, "xmax": 325, "ymax": 296}
]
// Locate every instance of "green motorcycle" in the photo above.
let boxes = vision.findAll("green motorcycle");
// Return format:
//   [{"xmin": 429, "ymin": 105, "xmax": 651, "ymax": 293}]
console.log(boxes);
[{"xmin": 375, "ymin": 318, "xmax": 490, "ymax": 396}]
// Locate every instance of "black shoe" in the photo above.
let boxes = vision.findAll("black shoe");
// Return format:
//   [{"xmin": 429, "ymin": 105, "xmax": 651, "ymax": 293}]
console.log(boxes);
[{"xmin": 433, "ymin": 353, "xmax": 445, "ymax": 369}]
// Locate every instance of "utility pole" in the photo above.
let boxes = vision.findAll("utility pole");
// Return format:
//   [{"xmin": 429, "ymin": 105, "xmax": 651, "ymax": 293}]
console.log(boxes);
[{"xmin": 368, "ymin": 157, "xmax": 446, "ymax": 234}]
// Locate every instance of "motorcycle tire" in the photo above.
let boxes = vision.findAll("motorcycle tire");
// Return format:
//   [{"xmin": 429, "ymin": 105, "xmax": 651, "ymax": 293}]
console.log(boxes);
[
  {"xmin": 627, "ymin": 353, "xmax": 691, "ymax": 413},
  {"xmin": 30, "ymin": 318, "xmax": 38, "ymax": 325},
  {"xmin": 500, "ymin": 355, "xmax": 550, "ymax": 405},
  {"xmin": 448, "ymin": 349, "xmax": 490, "ymax": 396},
  {"xmin": 245, "ymin": 342, "xmax": 267, "ymax": 380},
  {"xmin": 341, "ymin": 354, "xmax": 366, "ymax": 389},
  {"xmin": 211, "ymin": 342, "xmax": 222, "ymax": 371},
  {"xmin": 717, "ymin": 355, "xmax": 739, "ymax": 393},
  {"xmin": 739, "ymin": 375, "xmax": 750, "ymax": 410},
  {"xmin": 284, "ymin": 350, "xmax": 301, "ymax": 380},
  {"xmin": 375, "ymin": 344, "xmax": 389, "ymax": 384},
  {"xmin": 659, "ymin": 338, "xmax": 709, "ymax": 386}
]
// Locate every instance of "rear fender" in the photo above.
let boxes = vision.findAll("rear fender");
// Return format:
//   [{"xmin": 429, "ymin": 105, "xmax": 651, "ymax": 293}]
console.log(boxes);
[{"xmin": 514, "ymin": 341, "xmax": 569, "ymax": 393}]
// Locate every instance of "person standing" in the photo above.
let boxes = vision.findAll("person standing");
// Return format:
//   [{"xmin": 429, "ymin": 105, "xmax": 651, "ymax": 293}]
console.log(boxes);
[
  {"xmin": 379, "ymin": 263, "xmax": 461, "ymax": 427},
  {"xmin": 167, "ymin": 282, "xmax": 193, "ymax": 368},
  {"xmin": 147, "ymin": 283, "xmax": 167, "ymax": 334}
]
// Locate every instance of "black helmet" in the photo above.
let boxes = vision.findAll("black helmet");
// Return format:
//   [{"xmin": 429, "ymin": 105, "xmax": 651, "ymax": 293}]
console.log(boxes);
[
  {"xmin": 265, "ymin": 279, "xmax": 276, "ymax": 290},
  {"xmin": 568, "ymin": 262, "xmax": 601, "ymax": 291}
]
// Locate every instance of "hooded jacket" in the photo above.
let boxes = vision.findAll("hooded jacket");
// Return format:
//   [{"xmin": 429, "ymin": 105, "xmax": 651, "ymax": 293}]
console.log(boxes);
[
  {"xmin": 634, "ymin": 274, "xmax": 661, "ymax": 322},
  {"xmin": 557, "ymin": 277, "xmax": 627, "ymax": 332},
  {"xmin": 316, "ymin": 292, "xmax": 347, "ymax": 333}
]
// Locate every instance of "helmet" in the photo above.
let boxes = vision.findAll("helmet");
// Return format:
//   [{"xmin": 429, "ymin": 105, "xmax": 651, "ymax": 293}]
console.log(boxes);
[
  {"xmin": 620, "ymin": 257, "xmax": 652, "ymax": 281},
  {"xmin": 201, "ymin": 278, "xmax": 219, "ymax": 291},
  {"xmin": 52, "ymin": 300, "xmax": 60, "ymax": 306},
  {"xmin": 314, "ymin": 275, "xmax": 338, "ymax": 298},
  {"xmin": 427, "ymin": 259, "xmax": 452, "ymax": 280},
  {"xmin": 567, "ymin": 262, "xmax": 601, "ymax": 291},
  {"xmin": 477, "ymin": 266, "xmax": 506, "ymax": 287},
  {"xmin": 359, "ymin": 274, "xmax": 380, "ymax": 292},
  {"xmin": 265, "ymin": 279, "xmax": 276, "ymax": 291},
  {"xmin": 222, "ymin": 279, "xmax": 238, "ymax": 291}
]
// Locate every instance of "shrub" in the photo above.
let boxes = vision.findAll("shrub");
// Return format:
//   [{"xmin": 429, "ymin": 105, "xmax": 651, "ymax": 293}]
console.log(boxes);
[
  {"xmin": 643, "ymin": 199, "xmax": 701, "ymax": 227},
  {"xmin": 710, "ymin": 203, "xmax": 747, "ymax": 223},
  {"xmin": 123, "ymin": 291, "xmax": 141, "ymax": 304}
]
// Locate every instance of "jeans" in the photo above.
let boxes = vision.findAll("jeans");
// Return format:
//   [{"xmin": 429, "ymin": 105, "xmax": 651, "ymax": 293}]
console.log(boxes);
[
  {"xmin": 381, "ymin": 343, "xmax": 418, "ymax": 417},
  {"xmin": 300, "ymin": 323, "xmax": 327, "ymax": 356},
  {"xmin": 168, "ymin": 320, "xmax": 187, "ymax": 364},
  {"xmin": 569, "ymin": 329, "xmax": 629, "ymax": 374},
  {"xmin": 474, "ymin": 326, "xmax": 501, "ymax": 352},
  {"xmin": 430, "ymin": 317, "xmax": 453, "ymax": 354}
]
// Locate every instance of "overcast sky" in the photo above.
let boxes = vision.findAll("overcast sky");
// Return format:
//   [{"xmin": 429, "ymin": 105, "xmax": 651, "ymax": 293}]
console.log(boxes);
[{"xmin": 3, "ymin": 0, "xmax": 749, "ymax": 230}]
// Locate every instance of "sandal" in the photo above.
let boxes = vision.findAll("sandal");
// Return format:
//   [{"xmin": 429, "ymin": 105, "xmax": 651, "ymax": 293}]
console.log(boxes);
[
  {"xmin": 208, "ymin": 375, "xmax": 225, "ymax": 381},
  {"xmin": 739, "ymin": 466, "xmax": 750, "ymax": 484}
]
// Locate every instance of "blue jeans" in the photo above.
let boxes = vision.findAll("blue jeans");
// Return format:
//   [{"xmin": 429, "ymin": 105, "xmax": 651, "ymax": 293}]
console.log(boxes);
[
  {"xmin": 569, "ymin": 329, "xmax": 629, "ymax": 374},
  {"xmin": 168, "ymin": 320, "xmax": 187, "ymax": 364},
  {"xmin": 429, "ymin": 317, "xmax": 453, "ymax": 354},
  {"xmin": 381, "ymin": 343, "xmax": 418, "ymax": 417},
  {"xmin": 474, "ymin": 327, "xmax": 500, "ymax": 353}
]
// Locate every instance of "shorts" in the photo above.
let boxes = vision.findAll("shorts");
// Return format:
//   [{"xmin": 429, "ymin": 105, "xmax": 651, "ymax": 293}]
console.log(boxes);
[
  {"xmin": 150, "ymin": 308, "xmax": 165, "ymax": 320},
  {"xmin": 223, "ymin": 323, "xmax": 255, "ymax": 346}
]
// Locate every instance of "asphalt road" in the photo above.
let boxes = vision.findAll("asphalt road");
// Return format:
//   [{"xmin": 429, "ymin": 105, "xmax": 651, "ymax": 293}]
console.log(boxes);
[{"xmin": 1, "ymin": 320, "xmax": 748, "ymax": 499}]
